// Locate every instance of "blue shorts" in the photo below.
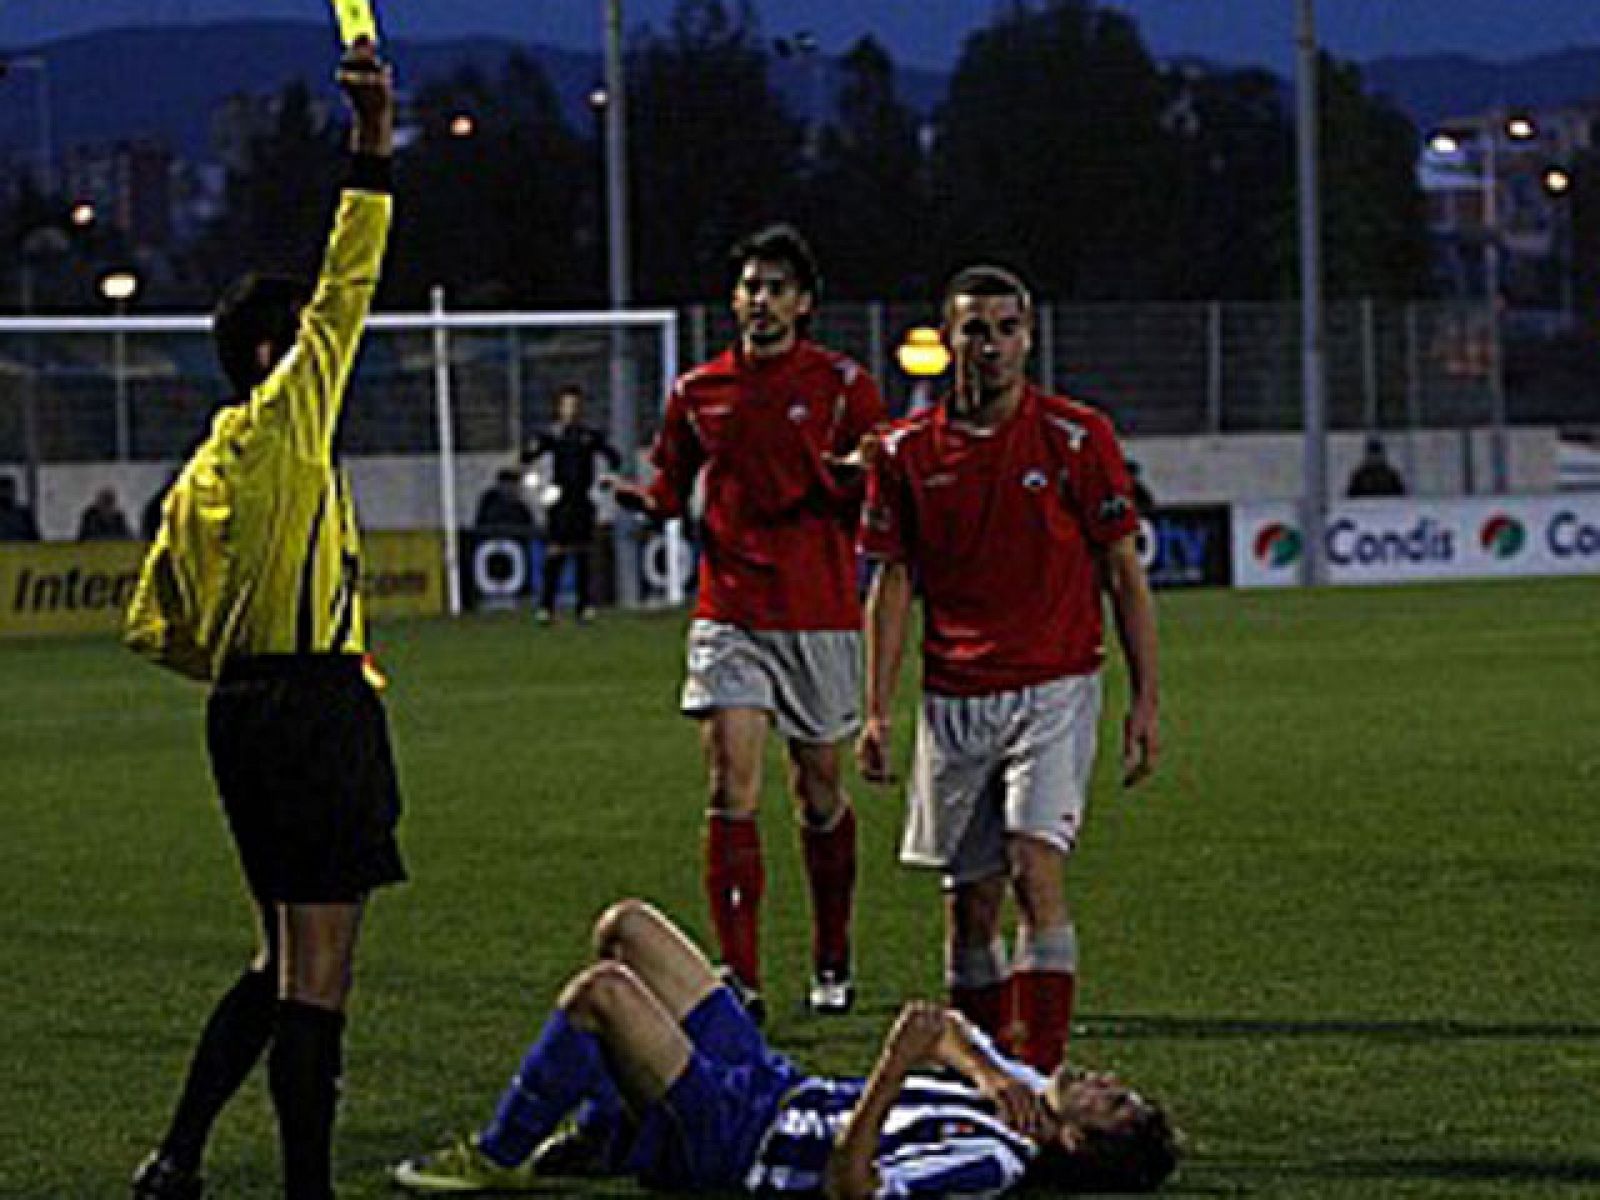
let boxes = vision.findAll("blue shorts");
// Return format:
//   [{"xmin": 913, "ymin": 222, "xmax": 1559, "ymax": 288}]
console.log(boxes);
[{"xmin": 624, "ymin": 987, "xmax": 805, "ymax": 1190}]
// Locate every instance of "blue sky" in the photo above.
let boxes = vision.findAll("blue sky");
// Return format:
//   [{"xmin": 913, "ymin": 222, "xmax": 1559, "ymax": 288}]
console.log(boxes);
[{"xmin": 7, "ymin": 1, "xmax": 1600, "ymax": 71}]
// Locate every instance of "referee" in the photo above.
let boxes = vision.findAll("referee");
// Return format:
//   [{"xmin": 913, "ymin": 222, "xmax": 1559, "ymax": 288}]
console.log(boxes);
[{"xmin": 124, "ymin": 41, "xmax": 401, "ymax": 1200}]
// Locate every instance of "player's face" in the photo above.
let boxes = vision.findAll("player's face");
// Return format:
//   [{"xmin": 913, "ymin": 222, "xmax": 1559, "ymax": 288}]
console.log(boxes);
[
  {"xmin": 557, "ymin": 391, "xmax": 582, "ymax": 423},
  {"xmin": 1045, "ymin": 1069, "xmax": 1150, "ymax": 1151},
  {"xmin": 733, "ymin": 259, "xmax": 812, "ymax": 355},
  {"xmin": 943, "ymin": 294, "xmax": 1032, "ymax": 406}
]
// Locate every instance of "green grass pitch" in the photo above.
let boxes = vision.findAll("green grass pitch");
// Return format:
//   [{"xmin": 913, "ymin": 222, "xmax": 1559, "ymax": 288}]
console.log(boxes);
[{"xmin": 3, "ymin": 578, "xmax": 1598, "ymax": 1198}]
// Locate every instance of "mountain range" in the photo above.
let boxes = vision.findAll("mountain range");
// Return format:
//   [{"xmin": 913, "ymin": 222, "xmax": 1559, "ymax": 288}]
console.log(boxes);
[
  {"xmin": 0, "ymin": 21, "xmax": 948, "ymax": 166},
  {"xmin": 2, "ymin": 21, "xmax": 1599, "ymax": 168}
]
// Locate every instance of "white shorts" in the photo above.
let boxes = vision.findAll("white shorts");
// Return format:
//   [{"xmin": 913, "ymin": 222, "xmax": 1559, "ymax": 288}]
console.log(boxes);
[
  {"xmin": 900, "ymin": 674, "xmax": 1102, "ymax": 885},
  {"xmin": 680, "ymin": 620, "xmax": 862, "ymax": 744}
]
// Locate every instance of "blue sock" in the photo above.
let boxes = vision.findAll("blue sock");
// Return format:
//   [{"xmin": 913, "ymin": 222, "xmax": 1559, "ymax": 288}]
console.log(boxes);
[{"xmin": 477, "ymin": 1010, "xmax": 611, "ymax": 1167}]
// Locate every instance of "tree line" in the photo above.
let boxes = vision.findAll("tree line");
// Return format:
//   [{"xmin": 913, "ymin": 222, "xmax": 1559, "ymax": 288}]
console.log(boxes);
[{"xmin": 9, "ymin": 0, "xmax": 1573, "ymax": 314}]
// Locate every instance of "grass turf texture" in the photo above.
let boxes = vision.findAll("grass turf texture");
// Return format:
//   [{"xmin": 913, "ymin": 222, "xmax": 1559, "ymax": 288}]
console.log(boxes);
[{"xmin": 2, "ymin": 577, "xmax": 1598, "ymax": 1198}]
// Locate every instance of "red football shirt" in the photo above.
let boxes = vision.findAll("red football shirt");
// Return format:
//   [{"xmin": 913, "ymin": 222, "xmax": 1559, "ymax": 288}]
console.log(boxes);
[
  {"xmin": 646, "ymin": 340, "xmax": 885, "ymax": 630},
  {"xmin": 861, "ymin": 386, "xmax": 1140, "ymax": 696}
]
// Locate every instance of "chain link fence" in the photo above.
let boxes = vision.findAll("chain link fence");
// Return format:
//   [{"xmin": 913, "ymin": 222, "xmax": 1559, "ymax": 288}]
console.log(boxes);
[{"xmin": 0, "ymin": 299, "xmax": 1588, "ymax": 470}]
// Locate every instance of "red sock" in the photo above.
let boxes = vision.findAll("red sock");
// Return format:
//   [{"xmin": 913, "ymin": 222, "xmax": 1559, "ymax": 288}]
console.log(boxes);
[
  {"xmin": 1013, "ymin": 970, "xmax": 1076, "ymax": 1071},
  {"xmin": 704, "ymin": 815, "xmax": 764, "ymax": 989},
  {"xmin": 950, "ymin": 980, "xmax": 1011, "ymax": 1043},
  {"xmin": 800, "ymin": 806, "xmax": 856, "ymax": 975}
]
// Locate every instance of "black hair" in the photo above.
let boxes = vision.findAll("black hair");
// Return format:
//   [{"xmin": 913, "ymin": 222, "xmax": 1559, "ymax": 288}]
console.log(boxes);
[
  {"xmin": 1034, "ymin": 1098, "xmax": 1180, "ymax": 1194},
  {"xmin": 941, "ymin": 264, "xmax": 1034, "ymax": 320},
  {"xmin": 212, "ymin": 272, "xmax": 311, "ymax": 397},
  {"xmin": 730, "ymin": 223, "xmax": 822, "ymax": 301}
]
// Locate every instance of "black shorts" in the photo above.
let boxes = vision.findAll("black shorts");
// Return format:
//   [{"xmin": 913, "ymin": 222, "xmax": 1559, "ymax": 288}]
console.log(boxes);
[
  {"xmin": 546, "ymin": 500, "xmax": 596, "ymax": 548},
  {"xmin": 207, "ymin": 655, "xmax": 407, "ymax": 904}
]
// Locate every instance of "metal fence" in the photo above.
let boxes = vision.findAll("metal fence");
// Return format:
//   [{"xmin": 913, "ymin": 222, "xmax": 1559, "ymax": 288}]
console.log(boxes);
[
  {"xmin": 0, "ymin": 299, "xmax": 1589, "ymax": 469},
  {"xmin": 689, "ymin": 299, "xmax": 1586, "ymax": 436}
]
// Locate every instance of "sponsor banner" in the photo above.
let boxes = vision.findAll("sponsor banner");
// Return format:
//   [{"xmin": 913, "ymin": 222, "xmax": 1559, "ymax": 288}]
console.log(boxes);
[
  {"xmin": 0, "ymin": 530, "xmax": 443, "ymax": 637},
  {"xmin": 1137, "ymin": 506, "xmax": 1232, "ymax": 589},
  {"xmin": 365, "ymin": 531, "xmax": 446, "ymax": 618},
  {"xmin": 1233, "ymin": 494, "xmax": 1600, "ymax": 587},
  {"xmin": 459, "ymin": 531, "xmax": 545, "ymax": 611},
  {"xmin": 0, "ymin": 540, "xmax": 147, "ymax": 636}
]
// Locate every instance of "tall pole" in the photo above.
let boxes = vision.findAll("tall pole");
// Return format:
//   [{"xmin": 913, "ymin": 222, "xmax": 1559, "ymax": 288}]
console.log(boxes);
[
  {"xmin": 1295, "ymin": 0, "xmax": 1329, "ymax": 586},
  {"xmin": 603, "ymin": 0, "xmax": 640, "ymax": 606},
  {"xmin": 603, "ymin": 1, "xmax": 631, "ymax": 316},
  {"xmin": 1483, "ymin": 115, "xmax": 1509, "ymax": 493}
]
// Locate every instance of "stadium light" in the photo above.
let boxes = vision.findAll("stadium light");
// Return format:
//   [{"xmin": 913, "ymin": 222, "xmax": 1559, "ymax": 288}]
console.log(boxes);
[
  {"xmin": 448, "ymin": 113, "xmax": 475, "ymax": 138},
  {"xmin": 99, "ymin": 270, "xmax": 140, "ymax": 304},
  {"xmin": 1543, "ymin": 166, "xmax": 1573, "ymax": 197},
  {"xmin": 1506, "ymin": 115, "xmax": 1537, "ymax": 141},
  {"xmin": 69, "ymin": 202, "xmax": 95, "ymax": 228},
  {"xmin": 1427, "ymin": 131, "xmax": 1462, "ymax": 157},
  {"xmin": 896, "ymin": 327, "xmax": 950, "ymax": 378}
]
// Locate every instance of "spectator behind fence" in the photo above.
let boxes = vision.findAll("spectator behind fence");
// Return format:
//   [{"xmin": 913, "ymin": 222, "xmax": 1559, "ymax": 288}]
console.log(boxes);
[
  {"xmin": 473, "ymin": 468, "xmax": 538, "ymax": 534},
  {"xmin": 0, "ymin": 475, "xmax": 41, "ymax": 541},
  {"xmin": 1346, "ymin": 437, "xmax": 1407, "ymax": 498},
  {"xmin": 78, "ymin": 487, "xmax": 134, "ymax": 541}
]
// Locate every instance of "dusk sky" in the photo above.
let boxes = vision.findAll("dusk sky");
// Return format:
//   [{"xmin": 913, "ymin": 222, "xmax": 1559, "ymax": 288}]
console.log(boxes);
[{"xmin": 6, "ymin": 0, "xmax": 1600, "ymax": 71}]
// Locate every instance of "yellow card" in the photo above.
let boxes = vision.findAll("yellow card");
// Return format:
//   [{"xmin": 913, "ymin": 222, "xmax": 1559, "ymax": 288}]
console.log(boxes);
[{"xmin": 331, "ymin": 0, "xmax": 378, "ymax": 47}]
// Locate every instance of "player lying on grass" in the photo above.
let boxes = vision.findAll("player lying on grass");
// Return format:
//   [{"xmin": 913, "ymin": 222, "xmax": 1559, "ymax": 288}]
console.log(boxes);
[{"xmin": 390, "ymin": 899, "xmax": 1178, "ymax": 1196}]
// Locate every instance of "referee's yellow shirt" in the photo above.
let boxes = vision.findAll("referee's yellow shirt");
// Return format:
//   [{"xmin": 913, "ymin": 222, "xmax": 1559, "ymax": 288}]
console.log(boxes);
[{"xmin": 125, "ymin": 187, "xmax": 391, "ymax": 682}]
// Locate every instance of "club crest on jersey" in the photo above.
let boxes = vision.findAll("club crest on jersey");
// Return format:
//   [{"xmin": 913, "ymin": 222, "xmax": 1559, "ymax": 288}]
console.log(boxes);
[{"xmin": 1022, "ymin": 468, "xmax": 1049, "ymax": 492}]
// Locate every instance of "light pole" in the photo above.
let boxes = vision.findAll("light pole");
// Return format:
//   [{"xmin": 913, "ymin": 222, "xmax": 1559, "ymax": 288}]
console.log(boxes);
[
  {"xmin": 100, "ymin": 270, "xmax": 140, "ymax": 462},
  {"xmin": 601, "ymin": 0, "xmax": 639, "ymax": 606},
  {"xmin": 1295, "ymin": 0, "xmax": 1328, "ymax": 586},
  {"xmin": 1, "ymin": 56, "xmax": 55, "ymax": 192},
  {"xmin": 1543, "ymin": 165, "xmax": 1575, "ymax": 318},
  {"xmin": 1430, "ymin": 113, "xmax": 1533, "ymax": 494}
]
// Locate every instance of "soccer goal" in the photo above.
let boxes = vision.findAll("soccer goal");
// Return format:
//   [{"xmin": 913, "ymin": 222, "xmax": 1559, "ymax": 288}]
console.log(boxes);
[{"xmin": 0, "ymin": 300, "xmax": 687, "ymax": 617}]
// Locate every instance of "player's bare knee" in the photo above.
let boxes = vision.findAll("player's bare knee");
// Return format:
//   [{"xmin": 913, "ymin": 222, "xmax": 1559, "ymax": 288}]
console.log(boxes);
[
  {"xmin": 948, "ymin": 877, "xmax": 1006, "ymax": 945},
  {"xmin": 707, "ymin": 772, "xmax": 760, "ymax": 816},
  {"xmin": 1007, "ymin": 840, "xmax": 1068, "ymax": 927},
  {"xmin": 562, "ymin": 960, "xmax": 641, "ymax": 1023},
  {"xmin": 592, "ymin": 898, "xmax": 665, "ymax": 961}
]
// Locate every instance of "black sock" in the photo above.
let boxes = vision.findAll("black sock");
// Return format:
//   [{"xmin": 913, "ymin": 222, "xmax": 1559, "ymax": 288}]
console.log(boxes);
[
  {"xmin": 268, "ymin": 1000, "xmax": 345, "ymax": 1200},
  {"xmin": 573, "ymin": 552, "xmax": 592, "ymax": 610},
  {"xmin": 159, "ymin": 967, "xmax": 277, "ymax": 1170},
  {"xmin": 541, "ymin": 553, "xmax": 565, "ymax": 611}
]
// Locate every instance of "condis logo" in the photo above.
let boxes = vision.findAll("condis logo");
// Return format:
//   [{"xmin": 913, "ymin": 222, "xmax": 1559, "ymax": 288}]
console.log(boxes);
[
  {"xmin": 1479, "ymin": 514, "xmax": 1525, "ymax": 559},
  {"xmin": 1253, "ymin": 523, "xmax": 1302, "ymax": 567}
]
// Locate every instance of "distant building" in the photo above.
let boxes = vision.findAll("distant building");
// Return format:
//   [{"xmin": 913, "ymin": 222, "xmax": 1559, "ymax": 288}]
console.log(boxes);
[
  {"xmin": 62, "ymin": 138, "xmax": 176, "ymax": 247},
  {"xmin": 1419, "ymin": 105, "xmax": 1598, "ymax": 313}
]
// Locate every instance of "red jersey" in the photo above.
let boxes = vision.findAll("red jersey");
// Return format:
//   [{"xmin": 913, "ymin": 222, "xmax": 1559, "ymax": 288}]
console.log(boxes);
[
  {"xmin": 646, "ymin": 340, "xmax": 885, "ymax": 630},
  {"xmin": 861, "ymin": 386, "xmax": 1140, "ymax": 696}
]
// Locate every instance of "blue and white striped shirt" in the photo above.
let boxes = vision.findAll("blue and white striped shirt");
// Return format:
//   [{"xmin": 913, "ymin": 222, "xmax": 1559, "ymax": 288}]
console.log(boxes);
[{"xmin": 744, "ymin": 1072, "xmax": 1038, "ymax": 1197}]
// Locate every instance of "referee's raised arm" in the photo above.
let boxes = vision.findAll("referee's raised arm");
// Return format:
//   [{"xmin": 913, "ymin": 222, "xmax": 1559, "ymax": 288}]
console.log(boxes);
[{"xmin": 253, "ymin": 38, "xmax": 396, "ymax": 462}]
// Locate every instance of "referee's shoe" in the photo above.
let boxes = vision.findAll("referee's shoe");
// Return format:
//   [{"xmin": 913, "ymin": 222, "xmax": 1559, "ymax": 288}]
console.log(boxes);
[{"xmin": 131, "ymin": 1151, "xmax": 203, "ymax": 1200}]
